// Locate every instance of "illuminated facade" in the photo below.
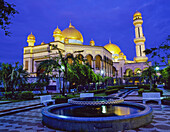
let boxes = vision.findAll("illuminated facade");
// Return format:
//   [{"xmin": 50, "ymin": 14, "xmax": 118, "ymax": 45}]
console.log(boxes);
[{"xmin": 23, "ymin": 11, "xmax": 150, "ymax": 82}]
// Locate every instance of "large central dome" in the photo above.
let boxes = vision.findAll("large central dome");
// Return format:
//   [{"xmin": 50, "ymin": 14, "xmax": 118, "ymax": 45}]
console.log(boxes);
[
  {"xmin": 104, "ymin": 40, "xmax": 121, "ymax": 54},
  {"xmin": 62, "ymin": 23, "xmax": 83, "ymax": 44}
]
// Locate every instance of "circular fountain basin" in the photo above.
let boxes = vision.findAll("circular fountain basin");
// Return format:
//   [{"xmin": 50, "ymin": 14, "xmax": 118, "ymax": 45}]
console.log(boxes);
[
  {"xmin": 42, "ymin": 102, "xmax": 152, "ymax": 132},
  {"xmin": 68, "ymin": 96, "xmax": 124, "ymax": 106}
]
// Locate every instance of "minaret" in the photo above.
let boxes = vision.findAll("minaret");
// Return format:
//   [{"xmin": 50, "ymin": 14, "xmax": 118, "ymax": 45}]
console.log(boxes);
[
  {"xmin": 27, "ymin": 32, "xmax": 35, "ymax": 46},
  {"xmin": 90, "ymin": 39, "xmax": 95, "ymax": 46},
  {"xmin": 53, "ymin": 26, "xmax": 62, "ymax": 41},
  {"xmin": 133, "ymin": 11, "xmax": 148, "ymax": 62}
]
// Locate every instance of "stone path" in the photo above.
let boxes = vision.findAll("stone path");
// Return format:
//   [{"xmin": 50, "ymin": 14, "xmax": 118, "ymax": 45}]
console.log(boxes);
[
  {"xmin": 0, "ymin": 89, "xmax": 170, "ymax": 132},
  {"xmin": 0, "ymin": 103, "xmax": 170, "ymax": 131},
  {"xmin": 0, "ymin": 100, "xmax": 40, "ymax": 112}
]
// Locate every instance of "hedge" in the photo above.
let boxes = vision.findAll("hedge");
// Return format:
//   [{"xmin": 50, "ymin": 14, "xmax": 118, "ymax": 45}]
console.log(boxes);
[
  {"xmin": 105, "ymin": 89, "xmax": 118, "ymax": 95},
  {"xmin": 107, "ymin": 84, "xmax": 150, "ymax": 90},
  {"xmin": 138, "ymin": 88, "xmax": 163, "ymax": 96},
  {"xmin": 89, "ymin": 89, "xmax": 106, "ymax": 94},
  {"xmin": 138, "ymin": 88, "xmax": 144, "ymax": 95},
  {"xmin": 20, "ymin": 91, "xmax": 34, "ymax": 100},
  {"xmin": 54, "ymin": 94, "xmax": 76, "ymax": 104}
]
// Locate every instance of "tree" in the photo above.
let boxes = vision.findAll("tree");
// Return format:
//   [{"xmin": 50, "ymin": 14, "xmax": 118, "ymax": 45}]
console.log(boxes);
[
  {"xmin": 67, "ymin": 58, "xmax": 97, "ymax": 92},
  {"xmin": 144, "ymin": 35, "xmax": 170, "ymax": 66},
  {"xmin": 0, "ymin": 0, "xmax": 19, "ymax": 36},
  {"xmin": 144, "ymin": 35, "xmax": 170, "ymax": 88},
  {"xmin": 160, "ymin": 66, "xmax": 170, "ymax": 89},
  {"xmin": 142, "ymin": 66, "xmax": 156, "ymax": 91},
  {"xmin": 37, "ymin": 59, "xmax": 61, "ymax": 93},
  {"xmin": 0, "ymin": 62, "xmax": 28, "ymax": 96}
]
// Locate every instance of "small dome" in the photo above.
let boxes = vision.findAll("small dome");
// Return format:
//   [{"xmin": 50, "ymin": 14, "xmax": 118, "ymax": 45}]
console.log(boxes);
[
  {"xmin": 62, "ymin": 22, "xmax": 83, "ymax": 43},
  {"xmin": 90, "ymin": 39, "xmax": 95, "ymax": 46},
  {"xmin": 41, "ymin": 41, "xmax": 45, "ymax": 45},
  {"xmin": 119, "ymin": 52, "xmax": 124, "ymax": 56},
  {"xmin": 133, "ymin": 11, "xmax": 142, "ymax": 17},
  {"xmin": 53, "ymin": 26, "xmax": 62, "ymax": 34},
  {"xmin": 27, "ymin": 32, "xmax": 35, "ymax": 40},
  {"xmin": 104, "ymin": 40, "xmax": 121, "ymax": 54}
]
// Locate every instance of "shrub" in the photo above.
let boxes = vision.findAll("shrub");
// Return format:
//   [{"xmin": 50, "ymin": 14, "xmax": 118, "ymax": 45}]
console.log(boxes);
[
  {"xmin": 4, "ymin": 92, "xmax": 13, "ymax": 99},
  {"xmin": 153, "ymin": 88, "xmax": 163, "ymax": 96},
  {"xmin": 89, "ymin": 89, "xmax": 106, "ymax": 94},
  {"xmin": 138, "ymin": 88, "xmax": 144, "ymax": 95},
  {"xmin": 107, "ymin": 86, "xmax": 122, "ymax": 89},
  {"xmin": 20, "ymin": 91, "xmax": 34, "ymax": 100},
  {"xmin": 105, "ymin": 89, "xmax": 118, "ymax": 95},
  {"xmin": 138, "ymin": 88, "xmax": 163, "ymax": 96},
  {"xmin": 54, "ymin": 94, "xmax": 76, "ymax": 104}
]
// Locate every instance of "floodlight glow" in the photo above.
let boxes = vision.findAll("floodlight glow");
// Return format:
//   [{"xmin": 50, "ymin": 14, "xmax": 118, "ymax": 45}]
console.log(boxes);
[
  {"xmin": 61, "ymin": 66, "xmax": 65, "ymax": 70},
  {"xmin": 155, "ymin": 67, "xmax": 159, "ymax": 71}
]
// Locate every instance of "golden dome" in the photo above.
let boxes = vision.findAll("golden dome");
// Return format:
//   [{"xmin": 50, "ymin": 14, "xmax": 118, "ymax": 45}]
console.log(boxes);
[
  {"xmin": 104, "ymin": 40, "xmax": 121, "ymax": 54},
  {"xmin": 53, "ymin": 26, "xmax": 62, "ymax": 34},
  {"xmin": 41, "ymin": 41, "xmax": 45, "ymax": 45},
  {"xmin": 90, "ymin": 39, "xmax": 95, "ymax": 46},
  {"xmin": 27, "ymin": 32, "xmax": 35, "ymax": 40},
  {"xmin": 62, "ymin": 22, "xmax": 83, "ymax": 43},
  {"xmin": 133, "ymin": 11, "xmax": 142, "ymax": 17}
]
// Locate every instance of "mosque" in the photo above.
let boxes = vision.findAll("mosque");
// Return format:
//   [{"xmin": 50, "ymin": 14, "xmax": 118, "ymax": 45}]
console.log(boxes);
[{"xmin": 23, "ymin": 11, "xmax": 151, "ymax": 84}]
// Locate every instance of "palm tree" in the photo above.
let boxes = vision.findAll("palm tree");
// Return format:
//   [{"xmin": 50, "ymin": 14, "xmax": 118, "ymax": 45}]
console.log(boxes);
[
  {"xmin": 142, "ymin": 66, "xmax": 156, "ymax": 91},
  {"xmin": 37, "ymin": 59, "xmax": 61, "ymax": 93},
  {"xmin": 0, "ymin": 62, "xmax": 28, "ymax": 97}
]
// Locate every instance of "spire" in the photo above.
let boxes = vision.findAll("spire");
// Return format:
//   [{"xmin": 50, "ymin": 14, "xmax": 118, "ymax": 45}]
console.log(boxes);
[
  {"xmin": 69, "ymin": 20, "xmax": 75, "ymax": 28},
  {"xmin": 109, "ymin": 39, "xmax": 111, "ymax": 44}
]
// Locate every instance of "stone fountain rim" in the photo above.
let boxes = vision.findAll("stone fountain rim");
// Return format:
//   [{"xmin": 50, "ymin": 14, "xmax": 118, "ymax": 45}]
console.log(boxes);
[
  {"xmin": 42, "ymin": 102, "xmax": 152, "ymax": 122},
  {"xmin": 68, "ymin": 96, "xmax": 124, "ymax": 106}
]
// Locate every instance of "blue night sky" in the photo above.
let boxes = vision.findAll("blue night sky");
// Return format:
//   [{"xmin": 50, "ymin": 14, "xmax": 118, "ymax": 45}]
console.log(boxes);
[{"xmin": 0, "ymin": 0, "xmax": 170, "ymax": 65}]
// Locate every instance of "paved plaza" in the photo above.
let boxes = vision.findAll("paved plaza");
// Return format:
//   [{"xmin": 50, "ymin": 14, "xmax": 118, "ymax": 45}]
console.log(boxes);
[{"xmin": 0, "ymin": 91, "xmax": 170, "ymax": 132}]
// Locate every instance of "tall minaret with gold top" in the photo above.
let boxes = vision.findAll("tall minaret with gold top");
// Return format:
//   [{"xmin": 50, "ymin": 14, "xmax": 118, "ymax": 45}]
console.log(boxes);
[{"xmin": 133, "ymin": 11, "xmax": 148, "ymax": 62}]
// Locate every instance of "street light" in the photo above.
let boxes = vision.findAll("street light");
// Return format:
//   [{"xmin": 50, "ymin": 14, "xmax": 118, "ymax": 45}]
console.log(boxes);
[
  {"xmin": 155, "ymin": 66, "xmax": 160, "ymax": 71},
  {"xmin": 101, "ymin": 70, "xmax": 104, "ymax": 76}
]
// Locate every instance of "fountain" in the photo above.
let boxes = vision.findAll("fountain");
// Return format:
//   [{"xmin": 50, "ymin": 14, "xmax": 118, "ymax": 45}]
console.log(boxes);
[{"xmin": 42, "ymin": 96, "xmax": 152, "ymax": 132}]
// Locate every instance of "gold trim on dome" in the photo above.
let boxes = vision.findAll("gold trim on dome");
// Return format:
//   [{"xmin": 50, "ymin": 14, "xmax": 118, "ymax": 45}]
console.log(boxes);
[
  {"xmin": 90, "ymin": 39, "xmax": 95, "ymax": 46},
  {"xmin": 27, "ymin": 32, "xmax": 35, "ymax": 40},
  {"xmin": 41, "ymin": 41, "xmax": 45, "ymax": 45},
  {"xmin": 104, "ymin": 41, "xmax": 121, "ymax": 55},
  {"xmin": 53, "ymin": 26, "xmax": 62, "ymax": 34},
  {"xmin": 62, "ymin": 22, "xmax": 84, "ymax": 43},
  {"xmin": 133, "ymin": 11, "xmax": 142, "ymax": 17}
]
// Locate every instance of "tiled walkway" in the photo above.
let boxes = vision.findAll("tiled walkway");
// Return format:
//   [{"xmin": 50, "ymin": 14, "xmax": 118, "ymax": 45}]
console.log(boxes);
[
  {"xmin": 0, "ymin": 90, "xmax": 170, "ymax": 132},
  {"xmin": 0, "ymin": 103, "xmax": 169, "ymax": 131},
  {"xmin": 0, "ymin": 100, "xmax": 40, "ymax": 112}
]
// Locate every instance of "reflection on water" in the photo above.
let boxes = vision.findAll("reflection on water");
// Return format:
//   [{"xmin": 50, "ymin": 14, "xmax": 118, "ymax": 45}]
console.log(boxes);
[{"xmin": 52, "ymin": 105, "xmax": 141, "ymax": 117}]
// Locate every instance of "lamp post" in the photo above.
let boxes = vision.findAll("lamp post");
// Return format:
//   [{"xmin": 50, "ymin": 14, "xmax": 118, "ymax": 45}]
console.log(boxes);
[
  {"xmin": 155, "ymin": 66, "xmax": 160, "ymax": 85},
  {"xmin": 101, "ymin": 70, "xmax": 104, "ymax": 88}
]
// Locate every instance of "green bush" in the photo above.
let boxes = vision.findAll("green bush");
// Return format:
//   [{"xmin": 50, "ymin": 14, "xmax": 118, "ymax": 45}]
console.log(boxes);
[
  {"xmin": 4, "ymin": 92, "xmax": 13, "ymax": 99},
  {"xmin": 89, "ymin": 89, "xmax": 106, "ymax": 94},
  {"xmin": 20, "ymin": 91, "xmax": 34, "ymax": 100},
  {"xmin": 153, "ymin": 88, "xmax": 163, "ymax": 96},
  {"xmin": 107, "ymin": 84, "xmax": 150, "ymax": 90},
  {"xmin": 107, "ymin": 86, "xmax": 124, "ymax": 89},
  {"xmin": 138, "ymin": 88, "xmax": 163, "ymax": 96},
  {"xmin": 54, "ymin": 94, "xmax": 76, "ymax": 104},
  {"xmin": 138, "ymin": 88, "xmax": 144, "ymax": 95},
  {"xmin": 162, "ymin": 97, "xmax": 170, "ymax": 101},
  {"xmin": 105, "ymin": 89, "xmax": 118, "ymax": 95}
]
